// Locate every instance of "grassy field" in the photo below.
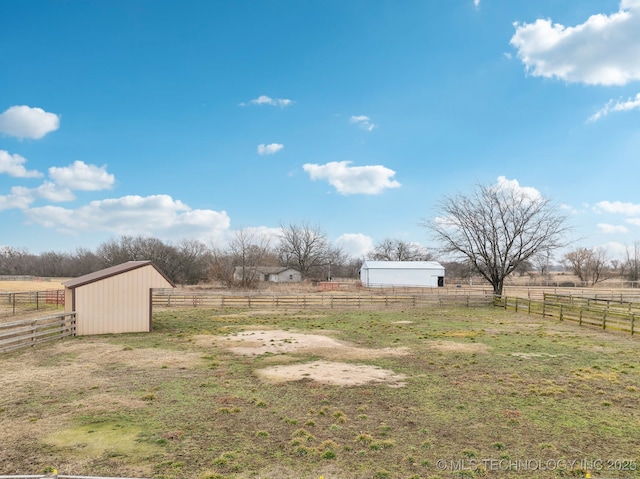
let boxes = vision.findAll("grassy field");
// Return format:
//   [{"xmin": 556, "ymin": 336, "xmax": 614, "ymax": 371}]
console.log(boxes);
[{"xmin": 1, "ymin": 306, "xmax": 640, "ymax": 479}]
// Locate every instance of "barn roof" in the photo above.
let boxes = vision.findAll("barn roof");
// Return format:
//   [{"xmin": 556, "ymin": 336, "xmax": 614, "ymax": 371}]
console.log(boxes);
[
  {"xmin": 63, "ymin": 260, "xmax": 175, "ymax": 289},
  {"xmin": 361, "ymin": 261, "xmax": 444, "ymax": 270}
]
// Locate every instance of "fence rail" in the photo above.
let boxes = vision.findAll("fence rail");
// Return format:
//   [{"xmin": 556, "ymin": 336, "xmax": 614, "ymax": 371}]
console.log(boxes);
[
  {"xmin": 495, "ymin": 295, "xmax": 638, "ymax": 335},
  {"xmin": 0, "ymin": 312, "xmax": 76, "ymax": 354},
  {"xmin": 0, "ymin": 290, "xmax": 65, "ymax": 318},
  {"xmin": 152, "ymin": 288, "xmax": 495, "ymax": 309}
]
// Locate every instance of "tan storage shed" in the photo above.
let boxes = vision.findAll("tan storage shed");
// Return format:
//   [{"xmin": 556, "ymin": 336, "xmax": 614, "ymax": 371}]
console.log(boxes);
[{"xmin": 63, "ymin": 261, "xmax": 175, "ymax": 336}]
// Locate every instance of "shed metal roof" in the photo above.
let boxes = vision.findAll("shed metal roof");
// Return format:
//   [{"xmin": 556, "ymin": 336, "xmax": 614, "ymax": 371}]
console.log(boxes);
[
  {"xmin": 63, "ymin": 260, "xmax": 175, "ymax": 289},
  {"xmin": 361, "ymin": 261, "xmax": 444, "ymax": 270}
]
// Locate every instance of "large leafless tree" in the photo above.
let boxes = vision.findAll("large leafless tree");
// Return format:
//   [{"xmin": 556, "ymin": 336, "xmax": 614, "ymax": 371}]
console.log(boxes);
[
  {"xmin": 368, "ymin": 238, "xmax": 433, "ymax": 261},
  {"xmin": 278, "ymin": 222, "xmax": 342, "ymax": 279},
  {"xmin": 229, "ymin": 229, "xmax": 274, "ymax": 288},
  {"xmin": 563, "ymin": 247, "xmax": 610, "ymax": 286},
  {"xmin": 424, "ymin": 181, "xmax": 569, "ymax": 295}
]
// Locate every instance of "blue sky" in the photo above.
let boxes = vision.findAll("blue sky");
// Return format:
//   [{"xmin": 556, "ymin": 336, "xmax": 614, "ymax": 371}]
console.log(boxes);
[{"xmin": 1, "ymin": 0, "xmax": 639, "ymax": 261}]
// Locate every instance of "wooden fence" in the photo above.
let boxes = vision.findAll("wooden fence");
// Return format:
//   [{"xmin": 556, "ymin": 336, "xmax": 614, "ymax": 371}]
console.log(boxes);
[
  {"xmin": 0, "ymin": 290, "xmax": 65, "ymax": 318},
  {"xmin": 495, "ymin": 294, "xmax": 638, "ymax": 335},
  {"xmin": 152, "ymin": 288, "xmax": 495, "ymax": 309},
  {"xmin": 0, "ymin": 312, "xmax": 76, "ymax": 354}
]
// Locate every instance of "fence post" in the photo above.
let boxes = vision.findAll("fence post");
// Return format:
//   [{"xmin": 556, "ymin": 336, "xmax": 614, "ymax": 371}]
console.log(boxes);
[
  {"xmin": 603, "ymin": 309, "xmax": 607, "ymax": 330},
  {"xmin": 515, "ymin": 297, "xmax": 518, "ymax": 312},
  {"xmin": 632, "ymin": 314, "xmax": 635, "ymax": 336},
  {"xmin": 579, "ymin": 307, "xmax": 583, "ymax": 326},
  {"xmin": 559, "ymin": 304, "xmax": 563, "ymax": 322}
]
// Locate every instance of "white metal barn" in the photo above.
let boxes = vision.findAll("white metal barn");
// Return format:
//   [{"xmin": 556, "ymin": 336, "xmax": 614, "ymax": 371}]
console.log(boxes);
[
  {"xmin": 63, "ymin": 261, "xmax": 175, "ymax": 336},
  {"xmin": 359, "ymin": 261, "xmax": 445, "ymax": 288}
]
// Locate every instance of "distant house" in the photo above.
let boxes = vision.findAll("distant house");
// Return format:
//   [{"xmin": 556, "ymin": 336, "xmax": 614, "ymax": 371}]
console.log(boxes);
[
  {"xmin": 233, "ymin": 266, "xmax": 302, "ymax": 283},
  {"xmin": 63, "ymin": 261, "xmax": 175, "ymax": 336},
  {"xmin": 359, "ymin": 261, "xmax": 445, "ymax": 288}
]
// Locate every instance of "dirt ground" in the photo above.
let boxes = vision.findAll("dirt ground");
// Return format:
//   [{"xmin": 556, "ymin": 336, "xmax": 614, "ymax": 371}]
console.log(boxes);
[{"xmin": 204, "ymin": 328, "xmax": 409, "ymax": 386}]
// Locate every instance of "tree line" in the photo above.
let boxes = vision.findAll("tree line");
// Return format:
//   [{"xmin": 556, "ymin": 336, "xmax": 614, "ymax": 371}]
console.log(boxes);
[
  {"xmin": 2, "ymin": 180, "xmax": 637, "ymax": 292},
  {"xmin": 0, "ymin": 223, "xmax": 439, "ymax": 287}
]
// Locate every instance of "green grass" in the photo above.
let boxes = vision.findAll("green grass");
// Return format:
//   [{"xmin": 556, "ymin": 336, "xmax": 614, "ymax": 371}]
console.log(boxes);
[{"xmin": 3, "ymin": 306, "xmax": 640, "ymax": 478}]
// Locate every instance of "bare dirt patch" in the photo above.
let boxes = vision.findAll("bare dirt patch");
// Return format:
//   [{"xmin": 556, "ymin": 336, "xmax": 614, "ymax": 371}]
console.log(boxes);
[
  {"xmin": 208, "ymin": 329, "xmax": 410, "ymax": 360},
  {"xmin": 256, "ymin": 360, "xmax": 407, "ymax": 387},
  {"xmin": 427, "ymin": 340, "xmax": 490, "ymax": 353},
  {"xmin": 209, "ymin": 329, "xmax": 410, "ymax": 386}
]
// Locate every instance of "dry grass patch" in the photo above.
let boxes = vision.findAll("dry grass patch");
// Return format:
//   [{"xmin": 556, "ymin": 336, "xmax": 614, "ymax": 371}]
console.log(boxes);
[
  {"xmin": 0, "ymin": 279, "xmax": 66, "ymax": 292},
  {"xmin": 427, "ymin": 340, "xmax": 490, "ymax": 353}
]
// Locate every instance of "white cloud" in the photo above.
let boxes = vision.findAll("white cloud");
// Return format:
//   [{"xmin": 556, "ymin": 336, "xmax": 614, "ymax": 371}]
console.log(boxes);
[
  {"xmin": 34, "ymin": 182, "xmax": 75, "ymax": 202},
  {"xmin": 24, "ymin": 194, "xmax": 231, "ymax": 240},
  {"xmin": 495, "ymin": 176, "xmax": 542, "ymax": 201},
  {"xmin": 302, "ymin": 161, "xmax": 401, "ymax": 195},
  {"xmin": 0, "ymin": 182, "xmax": 76, "ymax": 211},
  {"xmin": 626, "ymin": 218, "xmax": 640, "ymax": 226},
  {"xmin": 595, "ymin": 200, "xmax": 640, "ymax": 216},
  {"xmin": 560, "ymin": 203, "xmax": 580, "ymax": 215},
  {"xmin": 350, "ymin": 115, "xmax": 375, "ymax": 131},
  {"xmin": 0, "ymin": 186, "xmax": 34, "ymax": 211},
  {"xmin": 474, "ymin": 0, "xmax": 480, "ymax": 6},
  {"xmin": 0, "ymin": 160, "xmax": 114, "ymax": 211},
  {"xmin": 597, "ymin": 223, "xmax": 629, "ymax": 234},
  {"xmin": 0, "ymin": 150, "xmax": 43, "ymax": 178},
  {"xmin": 335, "ymin": 233, "xmax": 375, "ymax": 258},
  {"xmin": 257, "ymin": 143, "xmax": 284, "ymax": 155},
  {"xmin": 240, "ymin": 95, "xmax": 293, "ymax": 107},
  {"xmin": 597, "ymin": 241, "xmax": 630, "ymax": 261},
  {"xmin": 510, "ymin": 1, "xmax": 640, "ymax": 85},
  {"xmin": 48, "ymin": 160, "xmax": 115, "ymax": 190},
  {"xmin": 0, "ymin": 105, "xmax": 60, "ymax": 139},
  {"xmin": 588, "ymin": 92, "xmax": 640, "ymax": 122}
]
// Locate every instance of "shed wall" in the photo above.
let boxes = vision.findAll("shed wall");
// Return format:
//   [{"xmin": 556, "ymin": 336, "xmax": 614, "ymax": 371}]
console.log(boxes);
[
  {"xmin": 68, "ymin": 265, "xmax": 172, "ymax": 336},
  {"xmin": 362, "ymin": 267, "xmax": 445, "ymax": 287}
]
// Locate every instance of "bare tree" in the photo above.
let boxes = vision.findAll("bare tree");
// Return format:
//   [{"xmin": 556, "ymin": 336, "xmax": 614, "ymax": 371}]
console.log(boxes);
[
  {"xmin": 368, "ymin": 238, "xmax": 433, "ymax": 261},
  {"xmin": 424, "ymin": 180, "xmax": 569, "ymax": 295},
  {"xmin": 563, "ymin": 247, "xmax": 609, "ymax": 286},
  {"xmin": 624, "ymin": 242, "xmax": 640, "ymax": 283},
  {"xmin": 277, "ymin": 222, "xmax": 341, "ymax": 279},
  {"xmin": 228, "ymin": 229, "xmax": 273, "ymax": 288},
  {"xmin": 208, "ymin": 246, "xmax": 236, "ymax": 287},
  {"xmin": 173, "ymin": 239, "xmax": 210, "ymax": 285},
  {"xmin": 95, "ymin": 236, "xmax": 181, "ymax": 282}
]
